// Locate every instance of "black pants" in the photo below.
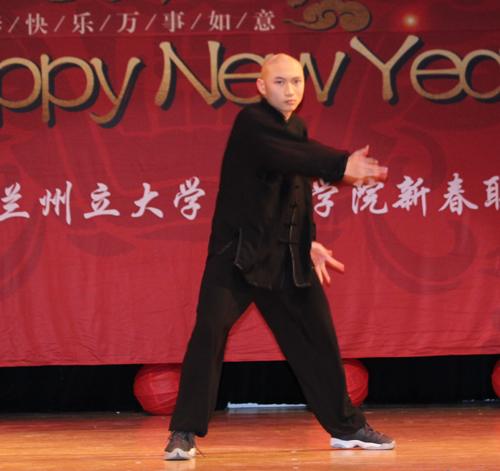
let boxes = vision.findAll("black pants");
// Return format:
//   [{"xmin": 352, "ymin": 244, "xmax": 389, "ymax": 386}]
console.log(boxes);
[{"xmin": 169, "ymin": 243, "xmax": 366, "ymax": 437}]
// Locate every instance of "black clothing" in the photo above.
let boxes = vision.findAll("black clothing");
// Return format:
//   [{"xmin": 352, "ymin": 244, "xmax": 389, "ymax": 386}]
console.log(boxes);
[
  {"xmin": 170, "ymin": 242, "xmax": 366, "ymax": 437},
  {"xmin": 169, "ymin": 99, "xmax": 366, "ymax": 438},
  {"xmin": 208, "ymin": 99, "xmax": 349, "ymax": 289}
]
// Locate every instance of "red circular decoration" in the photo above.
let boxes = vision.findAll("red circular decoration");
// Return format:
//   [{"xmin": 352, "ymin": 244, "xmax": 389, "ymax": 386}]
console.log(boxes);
[
  {"xmin": 133, "ymin": 363, "xmax": 182, "ymax": 415},
  {"xmin": 342, "ymin": 359, "xmax": 369, "ymax": 407},
  {"xmin": 134, "ymin": 360, "xmax": 369, "ymax": 414},
  {"xmin": 492, "ymin": 359, "xmax": 500, "ymax": 399}
]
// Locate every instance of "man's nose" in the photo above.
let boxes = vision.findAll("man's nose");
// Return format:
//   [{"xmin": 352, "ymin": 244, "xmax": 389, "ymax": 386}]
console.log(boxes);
[{"xmin": 284, "ymin": 82, "xmax": 293, "ymax": 95}]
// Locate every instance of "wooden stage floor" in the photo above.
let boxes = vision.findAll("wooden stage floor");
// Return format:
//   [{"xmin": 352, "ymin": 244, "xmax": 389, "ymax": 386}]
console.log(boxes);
[{"xmin": 1, "ymin": 405, "xmax": 499, "ymax": 470}]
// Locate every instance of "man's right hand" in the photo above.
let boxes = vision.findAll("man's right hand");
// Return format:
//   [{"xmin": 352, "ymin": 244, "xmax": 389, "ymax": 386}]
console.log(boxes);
[{"xmin": 342, "ymin": 145, "xmax": 388, "ymax": 185}]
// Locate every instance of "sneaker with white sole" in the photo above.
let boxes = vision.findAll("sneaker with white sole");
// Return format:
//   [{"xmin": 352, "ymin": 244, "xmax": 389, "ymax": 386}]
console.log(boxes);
[
  {"xmin": 164, "ymin": 431, "xmax": 197, "ymax": 460},
  {"xmin": 330, "ymin": 423, "xmax": 396, "ymax": 450}
]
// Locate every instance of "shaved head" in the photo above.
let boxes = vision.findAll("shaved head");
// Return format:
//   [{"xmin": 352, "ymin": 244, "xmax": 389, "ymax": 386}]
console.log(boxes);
[
  {"xmin": 257, "ymin": 54, "xmax": 305, "ymax": 120},
  {"xmin": 260, "ymin": 54, "xmax": 303, "ymax": 81}
]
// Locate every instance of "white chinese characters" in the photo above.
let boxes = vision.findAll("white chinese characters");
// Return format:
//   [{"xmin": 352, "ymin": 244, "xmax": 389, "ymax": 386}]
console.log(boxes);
[
  {"xmin": 312, "ymin": 179, "xmax": 338, "ymax": 218},
  {"xmin": 173, "ymin": 177, "xmax": 205, "ymax": 221},
  {"xmin": 392, "ymin": 176, "xmax": 430, "ymax": 216},
  {"xmin": 254, "ymin": 10, "xmax": 275, "ymax": 31},
  {"xmin": 72, "ymin": 12, "xmax": 94, "ymax": 35},
  {"xmin": 163, "ymin": 11, "xmax": 185, "ymax": 33},
  {"xmin": 484, "ymin": 176, "xmax": 499, "ymax": 210},
  {"xmin": 84, "ymin": 183, "xmax": 121, "ymax": 219},
  {"xmin": 439, "ymin": 173, "xmax": 478, "ymax": 215},
  {"xmin": 0, "ymin": 183, "xmax": 30, "ymax": 222},
  {"xmin": 352, "ymin": 182, "xmax": 388, "ymax": 215},
  {"xmin": 132, "ymin": 183, "xmax": 164, "ymax": 218},
  {"xmin": 2, "ymin": 174, "xmax": 497, "ymax": 225},
  {"xmin": 309, "ymin": 173, "xmax": 497, "ymax": 218},
  {"xmin": 40, "ymin": 181, "xmax": 73, "ymax": 225},
  {"xmin": 7, "ymin": 10, "xmax": 276, "ymax": 35}
]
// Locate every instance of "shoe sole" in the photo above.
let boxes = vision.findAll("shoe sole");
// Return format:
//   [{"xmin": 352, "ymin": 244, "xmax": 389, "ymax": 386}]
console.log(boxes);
[
  {"xmin": 330, "ymin": 438, "xmax": 396, "ymax": 450},
  {"xmin": 164, "ymin": 448, "xmax": 196, "ymax": 460}
]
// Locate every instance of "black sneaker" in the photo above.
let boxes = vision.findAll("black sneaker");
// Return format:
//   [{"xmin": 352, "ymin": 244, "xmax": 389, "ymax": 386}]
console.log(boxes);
[
  {"xmin": 330, "ymin": 423, "xmax": 396, "ymax": 450},
  {"xmin": 164, "ymin": 431, "xmax": 197, "ymax": 460}
]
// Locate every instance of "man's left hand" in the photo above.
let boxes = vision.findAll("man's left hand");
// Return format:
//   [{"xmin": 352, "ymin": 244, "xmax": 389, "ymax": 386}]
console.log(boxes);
[{"xmin": 310, "ymin": 241, "xmax": 345, "ymax": 286}]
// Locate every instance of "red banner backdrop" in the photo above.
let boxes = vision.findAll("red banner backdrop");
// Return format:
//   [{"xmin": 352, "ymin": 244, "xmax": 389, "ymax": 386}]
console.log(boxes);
[{"xmin": 1, "ymin": 0, "xmax": 499, "ymax": 366}]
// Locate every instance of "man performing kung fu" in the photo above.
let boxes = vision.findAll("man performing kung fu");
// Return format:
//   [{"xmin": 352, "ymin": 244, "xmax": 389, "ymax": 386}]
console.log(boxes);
[{"xmin": 165, "ymin": 53, "xmax": 395, "ymax": 460}]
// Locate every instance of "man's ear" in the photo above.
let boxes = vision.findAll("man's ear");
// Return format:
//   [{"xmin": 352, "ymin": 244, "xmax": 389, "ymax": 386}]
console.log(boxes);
[{"xmin": 256, "ymin": 78, "xmax": 266, "ymax": 96}]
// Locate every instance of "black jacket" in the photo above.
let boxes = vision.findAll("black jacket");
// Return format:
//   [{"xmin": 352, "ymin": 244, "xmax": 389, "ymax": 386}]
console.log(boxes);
[{"xmin": 208, "ymin": 99, "xmax": 349, "ymax": 289}]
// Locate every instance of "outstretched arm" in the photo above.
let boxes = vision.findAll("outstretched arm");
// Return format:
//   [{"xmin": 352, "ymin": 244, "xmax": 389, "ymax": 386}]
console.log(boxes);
[
  {"xmin": 311, "ymin": 241, "xmax": 345, "ymax": 286},
  {"xmin": 310, "ymin": 147, "xmax": 386, "ymax": 285},
  {"xmin": 342, "ymin": 145, "xmax": 388, "ymax": 185}
]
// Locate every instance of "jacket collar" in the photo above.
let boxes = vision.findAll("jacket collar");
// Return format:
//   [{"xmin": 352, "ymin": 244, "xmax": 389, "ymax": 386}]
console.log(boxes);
[{"xmin": 259, "ymin": 98, "xmax": 290, "ymax": 124}]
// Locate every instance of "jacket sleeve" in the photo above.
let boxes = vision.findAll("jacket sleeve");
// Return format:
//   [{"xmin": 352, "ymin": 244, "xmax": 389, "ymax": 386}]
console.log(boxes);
[{"xmin": 237, "ymin": 107, "xmax": 349, "ymax": 183}]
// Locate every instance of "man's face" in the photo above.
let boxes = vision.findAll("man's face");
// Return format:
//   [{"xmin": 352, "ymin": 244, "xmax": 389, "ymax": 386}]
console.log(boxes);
[{"xmin": 257, "ymin": 55, "xmax": 305, "ymax": 120}]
